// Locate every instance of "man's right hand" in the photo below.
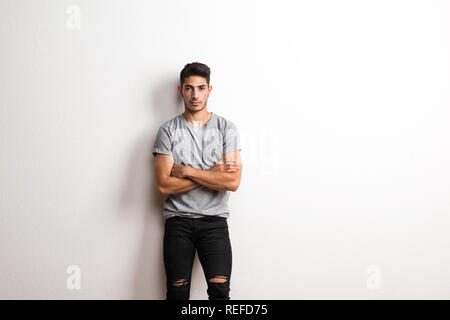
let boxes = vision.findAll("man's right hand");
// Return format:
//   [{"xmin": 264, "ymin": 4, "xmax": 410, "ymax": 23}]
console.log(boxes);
[{"xmin": 209, "ymin": 161, "xmax": 240, "ymax": 172}]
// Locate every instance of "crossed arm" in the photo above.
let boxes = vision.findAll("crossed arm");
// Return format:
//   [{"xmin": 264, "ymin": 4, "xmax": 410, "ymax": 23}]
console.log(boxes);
[{"xmin": 154, "ymin": 151, "xmax": 242, "ymax": 196}]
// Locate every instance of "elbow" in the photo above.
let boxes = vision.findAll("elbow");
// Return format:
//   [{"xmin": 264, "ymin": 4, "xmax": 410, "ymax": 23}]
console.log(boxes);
[
  {"xmin": 227, "ymin": 171, "xmax": 242, "ymax": 192},
  {"xmin": 157, "ymin": 185, "xmax": 168, "ymax": 196},
  {"xmin": 228, "ymin": 182, "xmax": 240, "ymax": 192}
]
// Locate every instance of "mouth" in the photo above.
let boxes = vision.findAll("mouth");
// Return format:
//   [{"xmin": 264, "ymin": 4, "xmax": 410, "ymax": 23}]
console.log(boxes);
[{"xmin": 192, "ymin": 101, "xmax": 201, "ymax": 105}]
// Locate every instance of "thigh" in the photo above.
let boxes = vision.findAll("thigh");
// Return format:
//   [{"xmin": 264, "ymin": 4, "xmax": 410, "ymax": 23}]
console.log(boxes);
[
  {"xmin": 196, "ymin": 217, "xmax": 232, "ymax": 280},
  {"xmin": 163, "ymin": 217, "xmax": 196, "ymax": 281}
]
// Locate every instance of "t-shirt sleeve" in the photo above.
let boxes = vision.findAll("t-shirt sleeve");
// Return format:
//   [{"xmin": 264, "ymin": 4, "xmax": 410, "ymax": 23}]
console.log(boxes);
[
  {"xmin": 223, "ymin": 122, "xmax": 242, "ymax": 154},
  {"xmin": 153, "ymin": 126, "xmax": 173, "ymax": 157}
]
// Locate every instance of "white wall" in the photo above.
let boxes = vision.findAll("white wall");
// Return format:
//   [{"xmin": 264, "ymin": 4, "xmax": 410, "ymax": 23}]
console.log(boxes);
[{"xmin": 1, "ymin": 0, "xmax": 449, "ymax": 299}]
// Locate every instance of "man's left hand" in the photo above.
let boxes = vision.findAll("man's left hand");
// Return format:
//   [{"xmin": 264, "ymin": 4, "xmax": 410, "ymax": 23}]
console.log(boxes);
[{"xmin": 171, "ymin": 163, "xmax": 189, "ymax": 179}]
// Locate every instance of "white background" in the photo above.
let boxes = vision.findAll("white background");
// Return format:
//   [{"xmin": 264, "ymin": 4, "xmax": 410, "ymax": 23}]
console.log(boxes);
[{"xmin": 1, "ymin": 0, "xmax": 449, "ymax": 299}]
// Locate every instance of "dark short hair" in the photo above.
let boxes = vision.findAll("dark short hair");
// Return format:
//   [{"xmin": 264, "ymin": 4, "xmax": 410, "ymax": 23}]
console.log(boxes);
[{"xmin": 180, "ymin": 62, "xmax": 211, "ymax": 87}]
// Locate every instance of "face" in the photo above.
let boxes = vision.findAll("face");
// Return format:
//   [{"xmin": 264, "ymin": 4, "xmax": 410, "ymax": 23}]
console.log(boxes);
[{"xmin": 178, "ymin": 75, "xmax": 212, "ymax": 112}]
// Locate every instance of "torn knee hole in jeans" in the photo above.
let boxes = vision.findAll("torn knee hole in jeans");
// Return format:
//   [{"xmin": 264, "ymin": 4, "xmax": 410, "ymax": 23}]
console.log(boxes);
[
  {"xmin": 172, "ymin": 279, "xmax": 189, "ymax": 287},
  {"xmin": 208, "ymin": 276, "xmax": 228, "ymax": 283}
]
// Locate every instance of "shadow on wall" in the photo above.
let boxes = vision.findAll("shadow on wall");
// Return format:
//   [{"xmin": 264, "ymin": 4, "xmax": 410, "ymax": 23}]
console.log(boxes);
[{"xmin": 117, "ymin": 75, "xmax": 183, "ymax": 299}]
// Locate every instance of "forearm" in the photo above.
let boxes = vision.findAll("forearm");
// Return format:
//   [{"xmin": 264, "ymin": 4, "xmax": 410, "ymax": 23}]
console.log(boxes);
[
  {"xmin": 186, "ymin": 167, "xmax": 235, "ymax": 192},
  {"xmin": 161, "ymin": 176, "xmax": 201, "ymax": 195}
]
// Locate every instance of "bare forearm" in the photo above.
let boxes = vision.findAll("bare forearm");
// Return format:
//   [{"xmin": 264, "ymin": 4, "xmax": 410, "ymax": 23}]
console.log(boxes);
[
  {"xmin": 185, "ymin": 167, "xmax": 235, "ymax": 192},
  {"xmin": 161, "ymin": 177, "xmax": 200, "ymax": 195}
]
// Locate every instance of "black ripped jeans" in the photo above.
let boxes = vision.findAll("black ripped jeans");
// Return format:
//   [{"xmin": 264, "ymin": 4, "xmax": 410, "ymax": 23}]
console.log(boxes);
[{"xmin": 163, "ymin": 215, "xmax": 232, "ymax": 300}]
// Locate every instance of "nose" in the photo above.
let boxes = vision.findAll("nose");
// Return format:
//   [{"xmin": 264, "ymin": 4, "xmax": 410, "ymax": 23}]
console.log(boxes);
[{"xmin": 192, "ymin": 89, "xmax": 200, "ymax": 99}]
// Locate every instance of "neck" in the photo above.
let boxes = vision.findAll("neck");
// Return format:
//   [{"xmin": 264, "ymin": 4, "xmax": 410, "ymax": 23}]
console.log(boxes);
[{"xmin": 183, "ymin": 109, "xmax": 212, "ymax": 128}]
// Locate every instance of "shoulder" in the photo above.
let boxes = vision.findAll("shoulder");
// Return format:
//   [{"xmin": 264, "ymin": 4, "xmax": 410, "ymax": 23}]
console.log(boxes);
[
  {"xmin": 156, "ymin": 115, "xmax": 185, "ymax": 139},
  {"xmin": 214, "ymin": 113, "xmax": 239, "ymax": 132}
]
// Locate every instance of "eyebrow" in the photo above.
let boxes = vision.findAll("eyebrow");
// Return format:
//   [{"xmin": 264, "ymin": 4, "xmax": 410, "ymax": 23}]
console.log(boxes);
[{"xmin": 183, "ymin": 84, "xmax": 207, "ymax": 88}]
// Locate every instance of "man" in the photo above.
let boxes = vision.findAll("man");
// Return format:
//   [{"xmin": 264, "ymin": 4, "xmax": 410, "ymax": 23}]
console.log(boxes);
[{"xmin": 153, "ymin": 62, "xmax": 243, "ymax": 300}]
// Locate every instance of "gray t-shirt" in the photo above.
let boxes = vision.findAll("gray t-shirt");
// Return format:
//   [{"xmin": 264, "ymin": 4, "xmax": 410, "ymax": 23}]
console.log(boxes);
[{"xmin": 153, "ymin": 112, "xmax": 241, "ymax": 220}]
